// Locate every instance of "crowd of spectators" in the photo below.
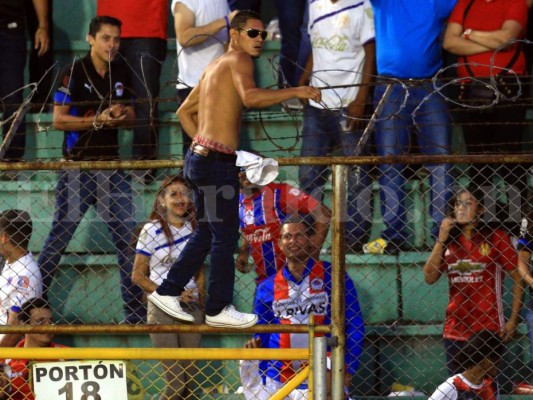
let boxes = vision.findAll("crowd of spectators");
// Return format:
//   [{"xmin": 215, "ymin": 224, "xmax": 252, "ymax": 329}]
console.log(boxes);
[{"xmin": 0, "ymin": 0, "xmax": 532, "ymax": 398}]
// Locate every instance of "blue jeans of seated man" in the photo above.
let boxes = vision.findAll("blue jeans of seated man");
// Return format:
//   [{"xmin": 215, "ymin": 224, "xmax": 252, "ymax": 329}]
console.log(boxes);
[
  {"xmin": 374, "ymin": 81, "xmax": 452, "ymax": 243},
  {"xmin": 0, "ymin": 28, "xmax": 26, "ymax": 160},
  {"xmin": 299, "ymin": 105, "xmax": 371, "ymax": 243},
  {"xmin": 38, "ymin": 170, "xmax": 144, "ymax": 322},
  {"xmin": 157, "ymin": 150, "xmax": 241, "ymax": 316},
  {"xmin": 119, "ymin": 38, "xmax": 166, "ymax": 160}
]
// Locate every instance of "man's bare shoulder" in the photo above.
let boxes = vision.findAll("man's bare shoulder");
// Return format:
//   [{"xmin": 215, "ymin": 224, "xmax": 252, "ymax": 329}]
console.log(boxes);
[{"xmin": 222, "ymin": 50, "xmax": 253, "ymax": 66}]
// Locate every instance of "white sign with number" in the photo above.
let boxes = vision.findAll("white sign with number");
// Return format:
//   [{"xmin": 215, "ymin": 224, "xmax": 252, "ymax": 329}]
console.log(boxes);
[{"xmin": 32, "ymin": 360, "xmax": 128, "ymax": 400}]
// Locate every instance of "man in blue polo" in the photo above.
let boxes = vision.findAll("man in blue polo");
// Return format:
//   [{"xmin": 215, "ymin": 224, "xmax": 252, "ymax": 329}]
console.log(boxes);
[{"xmin": 370, "ymin": 0, "xmax": 456, "ymax": 254}]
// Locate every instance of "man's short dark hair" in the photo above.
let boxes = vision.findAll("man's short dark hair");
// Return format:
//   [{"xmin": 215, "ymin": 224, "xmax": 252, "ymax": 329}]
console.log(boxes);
[
  {"xmin": 0, "ymin": 209, "xmax": 32, "ymax": 250},
  {"xmin": 280, "ymin": 216, "xmax": 315, "ymax": 237},
  {"xmin": 459, "ymin": 330, "xmax": 505, "ymax": 369},
  {"xmin": 18, "ymin": 298, "xmax": 50, "ymax": 324},
  {"xmin": 89, "ymin": 16, "xmax": 122, "ymax": 37},
  {"xmin": 230, "ymin": 10, "xmax": 262, "ymax": 30}
]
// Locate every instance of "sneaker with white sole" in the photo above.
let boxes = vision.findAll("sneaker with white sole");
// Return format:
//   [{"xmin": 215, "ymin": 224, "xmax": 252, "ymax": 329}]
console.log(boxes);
[
  {"xmin": 147, "ymin": 291, "xmax": 194, "ymax": 323},
  {"xmin": 205, "ymin": 305, "xmax": 258, "ymax": 328}
]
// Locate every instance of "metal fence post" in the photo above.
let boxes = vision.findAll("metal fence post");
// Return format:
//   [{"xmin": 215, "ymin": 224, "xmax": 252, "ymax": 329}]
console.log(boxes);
[{"xmin": 331, "ymin": 164, "xmax": 347, "ymax": 399}]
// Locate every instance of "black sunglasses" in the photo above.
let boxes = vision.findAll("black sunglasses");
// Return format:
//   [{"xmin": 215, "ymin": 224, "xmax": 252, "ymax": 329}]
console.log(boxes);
[{"xmin": 238, "ymin": 28, "xmax": 268, "ymax": 40}]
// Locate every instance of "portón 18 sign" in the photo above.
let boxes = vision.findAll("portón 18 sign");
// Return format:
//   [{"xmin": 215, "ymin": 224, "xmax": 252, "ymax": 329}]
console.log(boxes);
[{"xmin": 32, "ymin": 360, "xmax": 128, "ymax": 400}]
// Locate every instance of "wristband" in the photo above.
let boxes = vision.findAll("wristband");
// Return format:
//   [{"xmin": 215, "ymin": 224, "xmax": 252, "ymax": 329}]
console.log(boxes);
[
  {"xmin": 9, "ymin": 305, "xmax": 21, "ymax": 313},
  {"xmin": 224, "ymin": 16, "xmax": 230, "ymax": 31}
]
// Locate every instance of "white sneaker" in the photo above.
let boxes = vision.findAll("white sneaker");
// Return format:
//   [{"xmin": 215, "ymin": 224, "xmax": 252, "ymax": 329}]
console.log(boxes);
[
  {"xmin": 148, "ymin": 291, "xmax": 194, "ymax": 323},
  {"xmin": 205, "ymin": 305, "xmax": 258, "ymax": 328}
]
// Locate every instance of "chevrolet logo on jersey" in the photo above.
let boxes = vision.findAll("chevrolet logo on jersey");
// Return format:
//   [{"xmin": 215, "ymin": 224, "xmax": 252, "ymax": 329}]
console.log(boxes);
[{"xmin": 448, "ymin": 259, "xmax": 486, "ymax": 273}]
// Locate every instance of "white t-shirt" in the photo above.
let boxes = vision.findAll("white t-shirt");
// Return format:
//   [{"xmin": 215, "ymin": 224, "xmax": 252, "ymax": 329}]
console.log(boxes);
[
  {"xmin": 308, "ymin": 0, "xmax": 375, "ymax": 109},
  {"xmin": 135, "ymin": 221, "xmax": 196, "ymax": 292},
  {"xmin": 0, "ymin": 253, "xmax": 43, "ymax": 325},
  {"xmin": 171, "ymin": 0, "xmax": 229, "ymax": 89}
]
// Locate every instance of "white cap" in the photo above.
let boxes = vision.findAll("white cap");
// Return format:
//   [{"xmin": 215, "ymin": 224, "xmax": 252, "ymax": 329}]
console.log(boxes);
[{"xmin": 236, "ymin": 150, "xmax": 279, "ymax": 186}]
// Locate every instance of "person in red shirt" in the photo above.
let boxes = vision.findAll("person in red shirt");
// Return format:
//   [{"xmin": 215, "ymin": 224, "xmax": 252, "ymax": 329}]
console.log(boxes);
[
  {"xmin": 0, "ymin": 298, "xmax": 65, "ymax": 400},
  {"xmin": 423, "ymin": 186, "xmax": 523, "ymax": 376},
  {"xmin": 443, "ymin": 0, "xmax": 529, "ymax": 228}
]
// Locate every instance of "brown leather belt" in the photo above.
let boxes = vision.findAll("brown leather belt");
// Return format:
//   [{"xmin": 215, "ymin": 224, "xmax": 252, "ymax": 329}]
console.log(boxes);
[{"xmin": 190, "ymin": 144, "xmax": 237, "ymax": 161}]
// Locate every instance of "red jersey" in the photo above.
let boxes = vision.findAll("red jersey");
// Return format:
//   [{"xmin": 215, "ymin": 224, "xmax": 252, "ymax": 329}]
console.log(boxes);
[
  {"xmin": 440, "ymin": 229, "xmax": 518, "ymax": 341},
  {"xmin": 97, "ymin": 0, "xmax": 168, "ymax": 39},
  {"xmin": 448, "ymin": 0, "xmax": 527, "ymax": 77},
  {"xmin": 239, "ymin": 183, "xmax": 321, "ymax": 283},
  {"xmin": 6, "ymin": 339, "xmax": 66, "ymax": 400}
]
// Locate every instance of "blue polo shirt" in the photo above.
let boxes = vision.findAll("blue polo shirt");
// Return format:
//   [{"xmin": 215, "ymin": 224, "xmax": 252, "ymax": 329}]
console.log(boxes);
[{"xmin": 371, "ymin": 0, "xmax": 457, "ymax": 78}]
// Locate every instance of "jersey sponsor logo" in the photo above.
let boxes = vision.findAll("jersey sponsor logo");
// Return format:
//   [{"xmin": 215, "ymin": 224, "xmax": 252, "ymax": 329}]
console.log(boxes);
[
  {"xmin": 245, "ymin": 227, "xmax": 273, "ymax": 243},
  {"xmin": 311, "ymin": 278, "xmax": 324, "ymax": 291},
  {"xmin": 243, "ymin": 209, "xmax": 254, "ymax": 225},
  {"xmin": 479, "ymin": 242, "xmax": 491, "ymax": 256},
  {"xmin": 450, "ymin": 275, "xmax": 484, "ymax": 284},
  {"xmin": 84, "ymin": 83, "xmax": 93, "ymax": 93},
  {"xmin": 7, "ymin": 276, "xmax": 30, "ymax": 289},
  {"xmin": 115, "ymin": 82, "xmax": 124, "ymax": 97},
  {"xmin": 59, "ymin": 75, "xmax": 72, "ymax": 95},
  {"xmin": 288, "ymin": 187, "xmax": 302, "ymax": 197},
  {"xmin": 159, "ymin": 254, "xmax": 177, "ymax": 266},
  {"xmin": 272, "ymin": 292, "xmax": 328, "ymax": 319},
  {"xmin": 448, "ymin": 259, "xmax": 486, "ymax": 274},
  {"xmin": 311, "ymin": 34, "xmax": 350, "ymax": 52}
]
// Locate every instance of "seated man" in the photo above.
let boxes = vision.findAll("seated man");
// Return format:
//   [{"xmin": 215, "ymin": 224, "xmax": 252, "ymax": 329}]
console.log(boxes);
[
  {"xmin": 0, "ymin": 298, "xmax": 65, "ymax": 400},
  {"xmin": 243, "ymin": 218, "xmax": 364, "ymax": 398},
  {"xmin": 237, "ymin": 171, "xmax": 331, "ymax": 284}
]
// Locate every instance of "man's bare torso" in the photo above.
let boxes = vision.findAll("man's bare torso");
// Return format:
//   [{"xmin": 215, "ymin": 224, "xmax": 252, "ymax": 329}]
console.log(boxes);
[{"xmin": 195, "ymin": 51, "xmax": 247, "ymax": 150}]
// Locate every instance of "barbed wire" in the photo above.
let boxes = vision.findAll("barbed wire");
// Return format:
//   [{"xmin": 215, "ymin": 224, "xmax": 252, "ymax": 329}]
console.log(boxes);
[{"xmin": 2, "ymin": 36, "xmax": 533, "ymax": 157}]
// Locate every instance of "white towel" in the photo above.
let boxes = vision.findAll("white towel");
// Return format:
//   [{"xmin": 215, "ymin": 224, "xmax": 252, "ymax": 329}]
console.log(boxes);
[{"xmin": 236, "ymin": 150, "xmax": 279, "ymax": 186}]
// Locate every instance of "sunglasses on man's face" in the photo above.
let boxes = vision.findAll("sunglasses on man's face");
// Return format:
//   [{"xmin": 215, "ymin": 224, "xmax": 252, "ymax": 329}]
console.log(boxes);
[{"xmin": 238, "ymin": 28, "xmax": 268, "ymax": 40}]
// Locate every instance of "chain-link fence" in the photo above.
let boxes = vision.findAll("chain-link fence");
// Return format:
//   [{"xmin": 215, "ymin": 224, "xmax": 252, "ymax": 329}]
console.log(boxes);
[
  {"xmin": 0, "ymin": 152, "xmax": 530, "ymax": 399},
  {"xmin": 0, "ymin": 33, "xmax": 533, "ymax": 395}
]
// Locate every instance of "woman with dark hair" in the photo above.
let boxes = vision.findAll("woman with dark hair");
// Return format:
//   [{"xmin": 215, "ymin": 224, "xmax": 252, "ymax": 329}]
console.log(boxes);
[
  {"xmin": 132, "ymin": 174, "xmax": 204, "ymax": 399},
  {"xmin": 423, "ymin": 186, "xmax": 523, "ymax": 376}
]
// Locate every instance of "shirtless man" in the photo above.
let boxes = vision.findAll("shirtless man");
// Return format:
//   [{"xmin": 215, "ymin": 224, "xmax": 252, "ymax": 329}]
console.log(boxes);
[{"xmin": 148, "ymin": 10, "xmax": 321, "ymax": 328}]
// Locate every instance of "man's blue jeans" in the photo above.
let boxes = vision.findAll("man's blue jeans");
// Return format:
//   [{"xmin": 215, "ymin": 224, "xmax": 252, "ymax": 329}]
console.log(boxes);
[
  {"xmin": 38, "ymin": 170, "xmax": 144, "ymax": 321},
  {"xmin": 299, "ymin": 105, "xmax": 371, "ymax": 243},
  {"xmin": 374, "ymin": 81, "xmax": 452, "ymax": 242},
  {"xmin": 273, "ymin": 0, "xmax": 310, "ymax": 87},
  {"xmin": 157, "ymin": 150, "xmax": 241, "ymax": 316},
  {"xmin": 0, "ymin": 28, "xmax": 26, "ymax": 160},
  {"xmin": 119, "ymin": 38, "xmax": 166, "ymax": 160}
]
